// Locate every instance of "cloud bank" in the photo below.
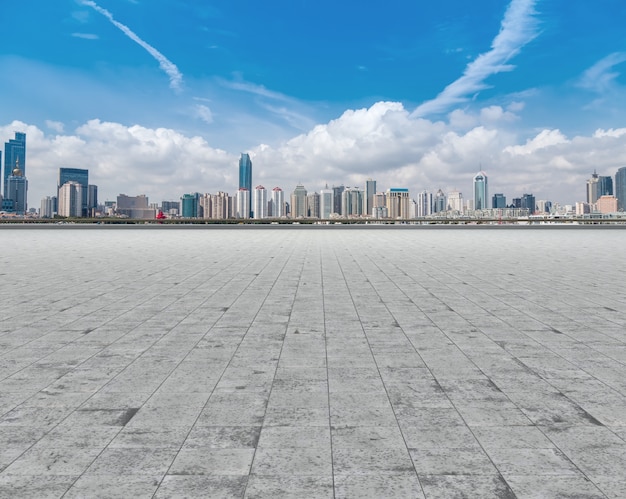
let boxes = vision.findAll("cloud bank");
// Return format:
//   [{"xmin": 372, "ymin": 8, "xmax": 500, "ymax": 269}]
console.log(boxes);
[{"xmin": 80, "ymin": 0, "xmax": 183, "ymax": 91}]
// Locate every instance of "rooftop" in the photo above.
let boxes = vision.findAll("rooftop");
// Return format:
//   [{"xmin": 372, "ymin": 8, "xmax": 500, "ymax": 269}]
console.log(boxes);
[{"xmin": 1, "ymin": 225, "xmax": 625, "ymax": 498}]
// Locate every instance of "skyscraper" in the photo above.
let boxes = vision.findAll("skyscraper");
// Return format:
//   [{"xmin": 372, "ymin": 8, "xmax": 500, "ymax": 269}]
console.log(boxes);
[
  {"xmin": 291, "ymin": 184, "xmax": 307, "ymax": 218},
  {"xmin": 332, "ymin": 185, "xmax": 345, "ymax": 216},
  {"xmin": 271, "ymin": 187, "xmax": 284, "ymax": 217},
  {"xmin": 239, "ymin": 153, "xmax": 252, "ymax": 217},
  {"xmin": 58, "ymin": 168, "xmax": 89, "ymax": 217},
  {"xmin": 320, "ymin": 187, "xmax": 334, "ymax": 219},
  {"xmin": 364, "ymin": 179, "xmax": 376, "ymax": 217},
  {"xmin": 433, "ymin": 189, "xmax": 446, "ymax": 213},
  {"xmin": 3, "ymin": 132, "xmax": 26, "ymax": 200},
  {"xmin": 598, "ymin": 175, "xmax": 613, "ymax": 197},
  {"xmin": 417, "ymin": 190, "xmax": 432, "ymax": 217},
  {"xmin": 58, "ymin": 182, "xmax": 83, "ymax": 217},
  {"xmin": 586, "ymin": 171, "xmax": 599, "ymax": 204},
  {"xmin": 473, "ymin": 171, "xmax": 489, "ymax": 210},
  {"xmin": 236, "ymin": 188, "xmax": 250, "ymax": 219},
  {"xmin": 616, "ymin": 166, "xmax": 626, "ymax": 211},
  {"xmin": 521, "ymin": 193, "xmax": 536, "ymax": 214},
  {"xmin": 492, "ymin": 193, "xmax": 506, "ymax": 209},
  {"xmin": 386, "ymin": 188, "xmax": 410, "ymax": 219},
  {"xmin": 6, "ymin": 159, "xmax": 28, "ymax": 214},
  {"xmin": 253, "ymin": 185, "xmax": 267, "ymax": 219}
]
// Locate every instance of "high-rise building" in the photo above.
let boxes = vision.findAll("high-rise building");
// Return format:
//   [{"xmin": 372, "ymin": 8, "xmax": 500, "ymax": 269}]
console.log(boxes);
[
  {"xmin": 270, "ymin": 187, "xmax": 284, "ymax": 217},
  {"xmin": 181, "ymin": 193, "xmax": 199, "ymax": 218},
  {"xmin": 6, "ymin": 159, "xmax": 28, "ymax": 214},
  {"xmin": 58, "ymin": 182, "xmax": 83, "ymax": 217},
  {"xmin": 342, "ymin": 187, "xmax": 363, "ymax": 217},
  {"xmin": 433, "ymin": 189, "xmax": 446, "ymax": 213},
  {"xmin": 473, "ymin": 171, "xmax": 489, "ymax": 210},
  {"xmin": 364, "ymin": 179, "xmax": 376, "ymax": 217},
  {"xmin": 386, "ymin": 188, "xmax": 410, "ymax": 219},
  {"xmin": 521, "ymin": 193, "xmax": 536, "ymax": 214},
  {"xmin": 417, "ymin": 190, "xmax": 432, "ymax": 217},
  {"xmin": 40, "ymin": 196, "xmax": 56, "ymax": 218},
  {"xmin": 307, "ymin": 192, "xmax": 320, "ymax": 218},
  {"xmin": 320, "ymin": 187, "xmax": 334, "ymax": 219},
  {"xmin": 239, "ymin": 153, "xmax": 252, "ymax": 217},
  {"xmin": 616, "ymin": 166, "xmax": 626, "ymax": 211},
  {"xmin": 586, "ymin": 171, "xmax": 599, "ymax": 204},
  {"xmin": 291, "ymin": 184, "xmax": 307, "ymax": 218},
  {"xmin": 254, "ymin": 185, "xmax": 268, "ymax": 219},
  {"xmin": 596, "ymin": 195, "xmax": 618, "ymax": 214},
  {"xmin": 211, "ymin": 192, "xmax": 231, "ymax": 219},
  {"xmin": 88, "ymin": 185, "xmax": 98, "ymax": 216},
  {"xmin": 3, "ymin": 132, "xmax": 26, "ymax": 200},
  {"xmin": 448, "ymin": 190, "xmax": 463, "ymax": 212},
  {"xmin": 598, "ymin": 176, "xmax": 613, "ymax": 197},
  {"xmin": 58, "ymin": 168, "xmax": 89, "ymax": 217},
  {"xmin": 236, "ymin": 188, "xmax": 250, "ymax": 219},
  {"xmin": 332, "ymin": 185, "xmax": 345, "ymax": 215},
  {"xmin": 492, "ymin": 193, "xmax": 506, "ymax": 209}
]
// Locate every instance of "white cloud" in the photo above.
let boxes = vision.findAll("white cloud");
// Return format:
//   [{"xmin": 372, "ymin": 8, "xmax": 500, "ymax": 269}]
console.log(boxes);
[
  {"xmin": 194, "ymin": 104, "xmax": 214, "ymax": 124},
  {"xmin": 45, "ymin": 120, "xmax": 65, "ymax": 133},
  {"xmin": 80, "ymin": 0, "xmax": 183, "ymax": 91},
  {"xmin": 578, "ymin": 52, "xmax": 626, "ymax": 93},
  {"xmin": 72, "ymin": 32, "xmax": 99, "ymax": 40},
  {"xmin": 504, "ymin": 129, "xmax": 569, "ymax": 155},
  {"xmin": 412, "ymin": 0, "xmax": 539, "ymax": 118},
  {"xmin": 6, "ymin": 102, "xmax": 626, "ymax": 210}
]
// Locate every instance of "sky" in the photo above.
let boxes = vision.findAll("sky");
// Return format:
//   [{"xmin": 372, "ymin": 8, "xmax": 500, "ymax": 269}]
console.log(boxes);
[{"xmin": 2, "ymin": 0, "xmax": 626, "ymax": 207}]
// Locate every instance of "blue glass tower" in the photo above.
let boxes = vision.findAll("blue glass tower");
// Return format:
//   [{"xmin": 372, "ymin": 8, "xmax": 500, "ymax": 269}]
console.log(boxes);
[
  {"xmin": 473, "ymin": 171, "xmax": 489, "ymax": 210},
  {"xmin": 239, "ymin": 153, "xmax": 252, "ymax": 217},
  {"xmin": 3, "ymin": 132, "xmax": 26, "ymax": 199}
]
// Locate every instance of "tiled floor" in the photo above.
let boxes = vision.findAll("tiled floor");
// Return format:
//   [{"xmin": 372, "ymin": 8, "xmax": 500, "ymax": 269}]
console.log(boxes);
[{"xmin": 1, "ymin": 225, "xmax": 625, "ymax": 498}]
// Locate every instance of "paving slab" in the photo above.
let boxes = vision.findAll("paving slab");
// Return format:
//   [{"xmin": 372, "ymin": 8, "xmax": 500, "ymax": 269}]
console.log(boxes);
[{"xmin": 1, "ymin": 225, "xmax": 626, "ymax": 497}]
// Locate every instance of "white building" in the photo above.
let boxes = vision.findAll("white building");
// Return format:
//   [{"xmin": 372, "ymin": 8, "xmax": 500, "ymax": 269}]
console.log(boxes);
[
  {"xmin": 254, "ymin": 185, "xmax": 268, "ymax": 219},
  {"xmin": 58, "ymin": 182, "xmax": 83, "ymax": 217},
  {"xmin": 270, "ymin": 187, "xmax": 284, "ymax": 217},
  {"xmin": 236, "ymin": 188, "xmax": 250, "ymax": 219}
]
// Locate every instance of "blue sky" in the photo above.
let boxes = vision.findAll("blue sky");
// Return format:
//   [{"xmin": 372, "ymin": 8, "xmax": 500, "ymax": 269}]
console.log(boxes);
[{"xmin": 2, "ymin": 0, "xmax": 626, "ymax": 207}]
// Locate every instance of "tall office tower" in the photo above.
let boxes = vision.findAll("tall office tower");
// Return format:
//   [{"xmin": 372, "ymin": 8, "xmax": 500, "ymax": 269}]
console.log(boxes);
[
  {"xmin": 521, "ymin": 193, "xmax": 536, "ymax": 214},
  {"xmin": 342, "ymin": 187, "xmax": 363, "ymax": 217},
  {"xmin": 307, "ymin": 192, "xmax": 320, "ymax": 218},
  {"xmin": 447, "ymin": 190, "xmax": 464, "ymax": 212},
  {"xmin": 492, "ymin": 193, "xmax": 506, "ymax": 209},
  {"xmin": 6, "ymin": 160, "xmax": 28, "ymax": 214},
  {"xmin": 3, "ymin": 132, "xmax": 26, "ymax": 199},
  {"xmin": 512, "ymin": 197, "xmax": 522, "ymax": 208},
  {"xmin": 40, "ymin": 196, "xmax": 56, "ymax": 218},
  {"xmin": 58, "ymin": 168, "xmax": 89, "ymax": 217},
  {"xmin": 586, "ymin": 171, "xmax": 599, "ymax": 204},
  {"xmin": 473, "ymin": 171, "xmax": 489, "ymax": 210},
  {"xmin": 181, "ymin": 193, "xmax": 198, "ymax": 218},
  {"xmin": 332, "ymin": 185, "xmax": 345, "ymax": 215},
  {"xmin": 236, "ymin": 188, "xmax": 250, "ymax": 219},
  {"xmin": 88, "ymin": 185, "xmax": 98, "ymax": 216},
  {"xmin": 291, "ymin": 184, "xmax": 307, "ymax": 218},
  {"xmin": 239, "ymin": 153, "xmax": 252, "ymax": 217},
  {"xmin": 364, "ymin": 178, "xmax": 376, "ymax": 216},
  {"xmin": 386, "ymin": 188, "xmax": 410, "ymax": 219},
  {"xmin": 58, "ymin": 182, "xmax": 84, "ymax": 217},
  {"xmin": 433, "ymin": 189, "xmax": 446, "ymax": 213},
  {"xmin": 616, "ymin": 166, "xmax": 626, "ymax": 211},
  {"xmin": 417, "ymin": 190, "xmax": 432, "ymax": 217},
  {"xmin": 598, "ymin": 176, "xmax": 613, "ymax": 197},
  {"xmin": 254, "ymin": 185, "xmax": 268, "ymax": 219},
  {"xmin": 271, "ymin": 187, "xmax": 284, "ymax": 217},
  {"xmin": 373, "ymin": 191, "xmax": 386, "ymax": 209},
  {"xmin": 320, "ymin": 187, "xmax": 334, "ymax": 219}
]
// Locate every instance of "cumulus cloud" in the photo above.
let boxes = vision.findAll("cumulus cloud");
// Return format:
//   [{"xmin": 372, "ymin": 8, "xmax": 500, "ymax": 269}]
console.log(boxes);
[
  {"xmin": 412, "ymin": 0, "xmax": 539, "ymax": 118},
  {"xmin": 80, "ymin": 0, "xmax": 183, "ymax": 91},
  {"xmin": 45, "ymin": 120, "xmax": 65, "ymax": 133},
  {"xmin": 6, "ymin": 102, "xmax": 626, "ymax": 209}
]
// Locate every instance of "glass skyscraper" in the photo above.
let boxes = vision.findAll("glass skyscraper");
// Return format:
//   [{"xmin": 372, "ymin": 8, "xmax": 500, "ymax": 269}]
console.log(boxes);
[
  {"xmin": 239, "ymin": 153, "xmax": 252, "ymax": 218},
  {"xmin": 473, "ymin": 171, "xmax": 489, "ymax": 210},
  {"xmin": 3, "ymin": 132, "xmax": 26, "ymax": 200},
  {"xmin": 58, "ymin": 168, "xmax": 89, "ymax": 217},
  {"xmin": 616, "ymin": 166, "xmax": 626, "ymax": 211}
]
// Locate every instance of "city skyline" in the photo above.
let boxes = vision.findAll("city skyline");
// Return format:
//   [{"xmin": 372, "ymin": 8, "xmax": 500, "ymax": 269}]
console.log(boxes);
[{"xmin": 2, "ymin": 1, "xmax": 626, "ymax": 206}]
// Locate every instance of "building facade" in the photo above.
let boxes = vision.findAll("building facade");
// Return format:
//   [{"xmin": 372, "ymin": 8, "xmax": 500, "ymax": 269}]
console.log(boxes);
[
  {"xmin": 58, "ymin": 182, "xmax": 83, "ymax": 217},
  {"xmin": 291, "ymin": 184, "xmax": 307, "ymax": 218},
  {"xmin": 473, "ymin": 171, "xmax": 489, "ymax": 210},
  {"xmin": 270, "ymin": 187, "xmax": 284, "ymax": 217},
  {"xmin": 615, "ymin": 166, "xmax": 626, "ymax": 211},
  {"xmin": 3, "ymin": 132, "xmax": 26, "ymax": 200},
  {"xmin": 254, "ymin": 185, "xmax": 268, "ymax": 219},
  {"xmin": 386, "ymin": 188, "xmax": 410, "ymax": 219},
  {"xmin": 6, "ymin": 160, "xmax": 28, "ymax": 214},
  {"xmin": 239, "ymin": 153, "xmax": 252, "ymax": 218}
]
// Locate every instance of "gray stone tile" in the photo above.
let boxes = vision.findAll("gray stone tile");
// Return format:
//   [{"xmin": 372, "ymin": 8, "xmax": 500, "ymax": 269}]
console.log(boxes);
[
  {"xmin": 334, "ymin": 472, "xmax": 424, "ymax": 499},
  {"xmin": 155, "ymin": 475, "xmax": 248, "ymax": 499},
  {"xmin": 419, "ymin": 474, "xmax": 515, "ymax": 499},
  {"xmin": 169, "ymin": 448, "xmax": 255, "ymax": 476},
  {"xmin": 245, "ymin": 475, "xmax": 333, "ymax": 499}
]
